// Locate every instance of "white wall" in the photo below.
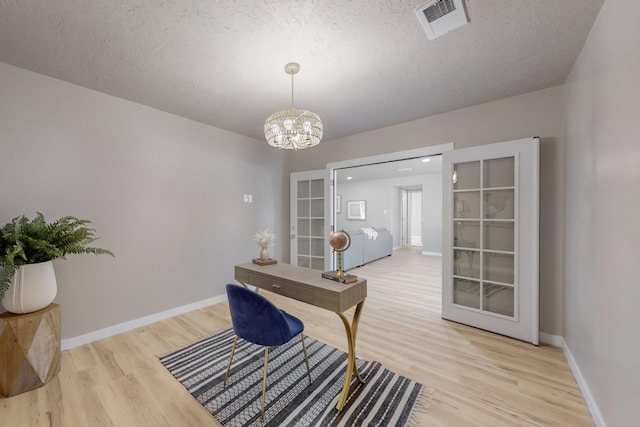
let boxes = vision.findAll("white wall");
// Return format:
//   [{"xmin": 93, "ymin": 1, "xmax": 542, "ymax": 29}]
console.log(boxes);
[
  {"xmin": 0, "ymin": 62, "xmax": 288, "ymax": 339},
  {"xmin": 564, "ymin": 0, "xmax": 640, "ymax": 425},
  {"xmin": 421, "ymin": 173, "xmax": 442, "ymax": 254},
  {"xmin": 336, "ymin": 179, "xmax": 393, "ymax": 231},
  {"xmin": 291, "ymin": 86, "xmax": 565, "ymax": 336},
  {"xmin": 335, "ymin": 174, "xmax": 441, "ymax": 251}
]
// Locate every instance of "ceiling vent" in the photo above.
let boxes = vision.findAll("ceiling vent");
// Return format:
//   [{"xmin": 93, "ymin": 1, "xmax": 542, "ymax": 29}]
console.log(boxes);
[{"xmin": 415, "ymin": 0, "xmax": 469, "ymax": 40}]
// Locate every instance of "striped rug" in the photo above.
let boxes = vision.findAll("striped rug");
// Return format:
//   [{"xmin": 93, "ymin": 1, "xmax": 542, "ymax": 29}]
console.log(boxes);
[{"xmin": 159, "ymin": 328, "xmax": 431, "ymax": 426}]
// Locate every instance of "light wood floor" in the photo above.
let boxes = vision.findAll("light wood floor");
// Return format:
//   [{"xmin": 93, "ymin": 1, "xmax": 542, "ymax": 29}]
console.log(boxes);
[{"xmin": 1, "ymin": 248, "xmax": 594, "ymax": 426}]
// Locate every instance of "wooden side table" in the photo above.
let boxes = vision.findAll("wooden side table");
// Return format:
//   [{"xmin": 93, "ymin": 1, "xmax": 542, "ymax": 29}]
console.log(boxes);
[{"xmin": 0, "ymin": 303, "xmax": 61, "ymax": 397}]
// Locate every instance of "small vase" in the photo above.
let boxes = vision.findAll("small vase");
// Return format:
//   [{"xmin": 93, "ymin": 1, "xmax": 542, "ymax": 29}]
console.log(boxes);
[
  {"xmin": 2, "ymin": 261, "xmax": 58, "ymax": 314},
  {"xmin": 260, "ymin": 247, "xmax": 270, "ymax": 261}
]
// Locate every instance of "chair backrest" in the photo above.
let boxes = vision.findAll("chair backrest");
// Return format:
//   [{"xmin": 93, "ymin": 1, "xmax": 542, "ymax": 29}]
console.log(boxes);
[{"xmin": 226, "ymin": 284, "xmax": 294, "ymax": 346}]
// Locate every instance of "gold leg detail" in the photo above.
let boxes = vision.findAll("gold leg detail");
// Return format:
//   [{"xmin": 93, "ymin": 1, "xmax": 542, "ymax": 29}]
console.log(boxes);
[
  {"xmin": 335, "ymin": 301, "xmax": 365, "ymax": 411},
  {"xmin": 224, "ymin": 335, "xmax": 239, "ymax": 387},
  {"xmin": 300, "ymin": 332, "xmax": 312, "ymax": 385},
  {"xmin": 350, "ymin": 302, "xmax": 365, "ymax": 383},
  {"xmin": 261, "ymin": 347, "xmax": 269, "ymax": 422}
]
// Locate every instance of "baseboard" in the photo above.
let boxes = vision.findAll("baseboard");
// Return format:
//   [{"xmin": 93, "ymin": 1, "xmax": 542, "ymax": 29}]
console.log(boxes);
[
  {"xmin": 539, "ymin": 331, "xmax": 563, "ymax": 347},
  {"xmin": 421, "ymin": 251, "xmax": 442, "ymax": 257},
  {"xmin": 61, "ymin": 294, "xmax": 227, "ymax": 350},
  {"xmin": 561, "ymin": 338, "xmax": 607, "ymax": 427}
]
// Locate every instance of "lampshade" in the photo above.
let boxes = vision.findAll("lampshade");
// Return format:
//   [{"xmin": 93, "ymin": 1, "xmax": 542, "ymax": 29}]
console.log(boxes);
[{"xmin": 264, "ymin": 63, "xmax": 323, "ymax": 150}]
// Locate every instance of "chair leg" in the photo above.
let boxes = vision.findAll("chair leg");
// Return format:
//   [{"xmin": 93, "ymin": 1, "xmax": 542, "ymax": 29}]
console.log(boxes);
[
  {"xmin": 224, "ymin": 335, "xmax": 239, "ymax": 388},
  {"xmin": 300, "ymin": 332, "xmax": 312, "ymax": 385},
  {"xmin": 261, "ymin": 347, "xmax": 269, "ymax": 422}
]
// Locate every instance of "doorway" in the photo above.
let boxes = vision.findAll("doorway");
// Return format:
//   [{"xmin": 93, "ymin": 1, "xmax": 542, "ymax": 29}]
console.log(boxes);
[
  {"xmin": 320, "ymin": 139, "xmax": 540, "ymax": 345},
  {"xmin": 401, "ymin": 189, "xmax": 423, "ymax": 247},
  {"xmin": 328, "ymin": 144, "xmax": 451, "ymax": 265}
]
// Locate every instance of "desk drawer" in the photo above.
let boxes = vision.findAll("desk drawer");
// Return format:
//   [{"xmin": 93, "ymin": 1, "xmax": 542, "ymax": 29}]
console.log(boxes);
[{"xmin": 248, "ymin": 273, "xmax": 313, "ymax": 304}]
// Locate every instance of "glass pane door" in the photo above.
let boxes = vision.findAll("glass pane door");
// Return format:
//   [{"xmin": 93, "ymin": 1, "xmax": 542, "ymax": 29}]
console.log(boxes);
[
  {"xmin": 291, "ymin": 171, "xmax": 326, "ymax": 270},
  {"xmin": 443, "ymin": 138, "xmax": 539, "ymax": 344},
  {"xmin": 452, "ymin": 157, "xmax": 516, "ymax": 317}
]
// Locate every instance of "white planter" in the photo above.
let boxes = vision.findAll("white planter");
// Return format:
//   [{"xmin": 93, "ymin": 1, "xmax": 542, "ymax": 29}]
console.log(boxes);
[{"xmin": 2, "ymin": 261, "xmax": 57, "ymax": 314}]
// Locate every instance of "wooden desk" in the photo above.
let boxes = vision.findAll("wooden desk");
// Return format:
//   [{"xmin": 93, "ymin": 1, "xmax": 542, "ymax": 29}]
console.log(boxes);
[{"xmin": 235, "ymin": 263, "xmax": 367, "ymax": 411}]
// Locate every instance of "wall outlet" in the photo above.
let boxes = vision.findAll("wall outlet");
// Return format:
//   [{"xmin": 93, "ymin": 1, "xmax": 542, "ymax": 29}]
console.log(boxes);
[{"xmin": 243, "ymin": 194, "xmax": 253, "ymax": 203}]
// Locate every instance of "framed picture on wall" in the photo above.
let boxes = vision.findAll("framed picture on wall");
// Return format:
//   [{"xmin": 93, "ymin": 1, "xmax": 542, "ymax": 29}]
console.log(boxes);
[
  {"xmin": 347, "ymin": 200, "xmax": 366, "ymax": 220},
  {"xmin": 336, "ymin": 194, "xmax": 342, "ymax": 213}
]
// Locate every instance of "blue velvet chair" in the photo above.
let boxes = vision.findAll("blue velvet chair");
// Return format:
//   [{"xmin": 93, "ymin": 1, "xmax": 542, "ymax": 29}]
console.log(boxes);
[{"xmin": 224, "ymin": 284, "xmax": 312, "ymax": 421}]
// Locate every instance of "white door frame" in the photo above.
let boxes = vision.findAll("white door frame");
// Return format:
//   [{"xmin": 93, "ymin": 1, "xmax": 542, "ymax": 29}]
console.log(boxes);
[{"xmin": 326, "ymin": 143, "xmax": 453, "ymax": 269}]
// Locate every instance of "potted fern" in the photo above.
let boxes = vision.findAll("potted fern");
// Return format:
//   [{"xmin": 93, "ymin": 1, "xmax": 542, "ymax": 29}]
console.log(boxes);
[{"xmin": 0, "ymin": 213, "xmax": 113, "ymax": 314}]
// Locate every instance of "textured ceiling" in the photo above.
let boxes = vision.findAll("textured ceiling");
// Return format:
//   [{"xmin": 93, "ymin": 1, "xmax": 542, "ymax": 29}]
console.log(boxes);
[{"xmin": 0, "ymin": 0, "xmax": 603, "ymax": 142}]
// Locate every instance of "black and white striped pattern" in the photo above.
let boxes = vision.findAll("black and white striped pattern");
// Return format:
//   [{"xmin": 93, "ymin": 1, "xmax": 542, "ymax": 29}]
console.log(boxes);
[{"xmin": 160, "ymin": 328, "xmax": 426, "ymax": 426}]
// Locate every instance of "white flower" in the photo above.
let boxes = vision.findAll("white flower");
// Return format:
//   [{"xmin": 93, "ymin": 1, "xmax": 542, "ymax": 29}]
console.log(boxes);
[{"xmin": 253, "ymin": 229, "xmax": 276, "ymax": 248}]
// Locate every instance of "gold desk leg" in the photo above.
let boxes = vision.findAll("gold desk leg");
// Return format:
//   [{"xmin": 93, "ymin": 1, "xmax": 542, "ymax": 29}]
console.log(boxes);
[{"xmin": 335, "ymin": 301, "xmax": 365, "ymax": 411}]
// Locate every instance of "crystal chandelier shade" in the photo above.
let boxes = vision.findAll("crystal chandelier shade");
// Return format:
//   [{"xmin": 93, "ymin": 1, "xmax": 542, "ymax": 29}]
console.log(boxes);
[
  {"xmin": 264, "ymin": 63, "xmax": 323, "ymax": 150},
  {"xmin": 264, "ymin": 108, "xmax": 323, "ymax": 150}
]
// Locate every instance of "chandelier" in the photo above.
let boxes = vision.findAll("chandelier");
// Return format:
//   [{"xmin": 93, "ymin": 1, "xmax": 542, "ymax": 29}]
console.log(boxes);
[{"xmin": 264, "ymin": 63, "xmax": 323, "ymax": 150}]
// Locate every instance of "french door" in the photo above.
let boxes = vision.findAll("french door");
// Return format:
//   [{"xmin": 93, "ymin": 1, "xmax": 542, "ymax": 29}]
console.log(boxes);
[
  {"xmin": 290, "ymin": 170, "xmax": 329, "ymax": 270},
  {"xmin": 442, "ymin": 137, "xmax": 539, "ymax": 344}
]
